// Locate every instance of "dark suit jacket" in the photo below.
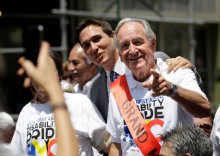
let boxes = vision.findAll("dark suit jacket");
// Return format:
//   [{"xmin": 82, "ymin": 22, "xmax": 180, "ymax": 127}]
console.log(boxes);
[{"xmin": 89, "ymin": 69, "xmax": 109, "ymax": 123}]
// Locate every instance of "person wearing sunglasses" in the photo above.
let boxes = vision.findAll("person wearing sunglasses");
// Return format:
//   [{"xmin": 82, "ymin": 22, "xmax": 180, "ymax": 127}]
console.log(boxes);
[{"xmin": 193, "ymin": 114, "xmax": 214, "ymax": 137}]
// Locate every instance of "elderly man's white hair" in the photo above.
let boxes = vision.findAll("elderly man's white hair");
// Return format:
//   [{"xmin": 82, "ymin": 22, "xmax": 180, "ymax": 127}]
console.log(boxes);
[{"xmin": 114, "ymin": 18, "xmax": 156, "ymax": 49}]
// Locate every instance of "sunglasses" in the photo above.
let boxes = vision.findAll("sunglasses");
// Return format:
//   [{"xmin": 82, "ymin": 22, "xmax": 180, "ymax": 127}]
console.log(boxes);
[{"xmin": 195, "ymin": 123, "xmax": 212, "ymax": 130}]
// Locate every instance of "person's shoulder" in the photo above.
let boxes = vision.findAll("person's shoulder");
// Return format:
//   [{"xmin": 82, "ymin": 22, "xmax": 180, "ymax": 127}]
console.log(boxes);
[
  {"xmin": 154, "ymin": 51, "xmax": 170, "ymax": 61},
  {"xmin": 64, "ymin": 92, "xmax": 95, "ymax": 112},
  {"xmin": 174, "ymin": 67, "xmax": 194, "ymax": 77},
  {"xmin": 64, "ymin": 92, "xmax": 88, "ymax": 99},
  {"xmin": 157, "ymin": 58, "xmax": 193, "ymax": 77},
  {"xmin": 15, "ymin": 102, "xmax": 35, "ymax": 124},
  {"xmin": 18, "ymin": 101, "xmax": 50, "ymax": 118},
  {"xmin": 156, "ymin": 58, "xmax": 168, "ymax": 70},
  {"xmin": 64, "ymin": 92, "xmax": 91, "ymax": 104},
  {"xmin": 19, "ymin": 102, "xmax": 34, "ymax": 113}
]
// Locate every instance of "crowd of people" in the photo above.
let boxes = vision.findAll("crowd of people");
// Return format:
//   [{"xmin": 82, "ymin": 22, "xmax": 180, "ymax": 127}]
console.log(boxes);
[{"xmin": 0, "ymin": 18, "xmax": 219, "ymax": 156}]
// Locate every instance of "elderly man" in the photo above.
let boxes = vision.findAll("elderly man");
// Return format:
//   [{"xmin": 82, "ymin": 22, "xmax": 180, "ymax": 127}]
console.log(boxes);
[
  {"xmin": 68, "ymin": 43, "xmax": 100, "ymax": 96},
  {"xmin": 106, "ymin": 18, "xmax": 210, "ymax": 156},
  {"xmin": 75, "ymin": 19, "xmax": 201, "ymax": 124},
  {"xmin": 68, "ymin": 44, "xmax": 109, "ymax": 156}
]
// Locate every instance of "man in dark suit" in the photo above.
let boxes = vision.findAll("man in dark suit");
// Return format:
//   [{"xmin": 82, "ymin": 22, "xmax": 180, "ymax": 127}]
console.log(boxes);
[{"xmin": 90, "ymin": 69, "xmax": 109, "ymax": 122}]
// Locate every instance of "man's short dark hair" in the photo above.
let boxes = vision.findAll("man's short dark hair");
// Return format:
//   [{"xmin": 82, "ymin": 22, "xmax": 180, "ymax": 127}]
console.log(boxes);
[
  {"xmin": 161, "ymin": 125, "xmax": 213, "ymax": 156},
  {"xmin": 75, "ymin": 19, "xmax": 113, "ymax": 44}
]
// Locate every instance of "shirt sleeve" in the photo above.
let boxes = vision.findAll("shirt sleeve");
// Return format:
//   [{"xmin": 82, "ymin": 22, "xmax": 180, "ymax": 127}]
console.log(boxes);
[
  {"xmin": 175, "ymin": 68, "xmax": 207, "ymax": 99},
  {"xmin": 106, "ymin": 91, "xmax": 123, "ymax": 143}
]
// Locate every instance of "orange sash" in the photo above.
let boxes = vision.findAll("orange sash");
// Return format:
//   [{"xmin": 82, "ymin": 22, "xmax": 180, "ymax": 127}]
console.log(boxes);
[{"xmin": 110, "ymin": 75, "xmax": 161, "ymax": 156}]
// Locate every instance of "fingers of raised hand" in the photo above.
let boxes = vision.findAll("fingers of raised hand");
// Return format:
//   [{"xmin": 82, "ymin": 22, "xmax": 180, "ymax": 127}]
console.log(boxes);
[
  {"xmin": 153, "ymin": 85, "xmax": 160, "ymax": 92},
  {"xmin": 166, "ymin": 58, "xmax": 176, "ymax": 73},
  {"xmin": 151, "ymin": 70, "xmax": 161, "ymax": 85},
  {"xmin": 167, "ymin": 56, "xmax": 194, "ymax": 72},
  {"xmin": 17, "ymin": 56, "xmax": 38, "ymax": 87},
  {"xmin": 17, "ymin": 67, "xmax": 25, "ymax": 77},
  {"xmin": 152, "ymin": 82, "xmax": 165, "ymax": 92},
  {"xmin": 152, "ymin": 78, "xmax": 169, "ymax": 96},
  {"xmin": 38, "ymin": 41, "xmax": 50, "ymax": 66},
  {"xmin": 24, "ymin": 77, "xmax": 32, "ymax": 88}
]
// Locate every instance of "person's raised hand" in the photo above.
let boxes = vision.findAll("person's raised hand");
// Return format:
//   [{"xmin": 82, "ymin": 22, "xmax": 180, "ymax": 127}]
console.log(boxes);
[
  {"xmin": 143, "ymin": 69, "xmax": 172, "ymax": 96},
  {"xmin": 17, "ymin": 41, "xmax": 64, "ymax": 105}
]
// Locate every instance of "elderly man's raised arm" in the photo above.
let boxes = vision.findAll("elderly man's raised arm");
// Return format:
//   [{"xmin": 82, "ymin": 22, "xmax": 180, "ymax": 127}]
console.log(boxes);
[{"xmin": 143, "ymin": 69, "xmax": 211, "ymax": 118}]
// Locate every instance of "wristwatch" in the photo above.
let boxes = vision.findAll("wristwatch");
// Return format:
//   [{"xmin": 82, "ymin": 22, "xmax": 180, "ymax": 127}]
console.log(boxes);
[{"xmin": 170, "ymin": 83, "xmax": 178, "ymax": 97}]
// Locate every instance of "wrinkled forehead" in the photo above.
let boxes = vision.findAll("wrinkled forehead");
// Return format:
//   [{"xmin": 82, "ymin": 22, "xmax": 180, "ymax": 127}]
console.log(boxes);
[
  {"xmin": 117, "ymin": 21, "xmax": 145, "ymax": 34},
  {"xmin": 117, "ymin": 22, "xmax": 147, "ymax": 42},
  {"xmin": 117, "ymin": 22, "xmax": 146, "ymax": 39},
  {"xmin": 70, "ymin": 45, "xmax": 84, "ymax": 56}
]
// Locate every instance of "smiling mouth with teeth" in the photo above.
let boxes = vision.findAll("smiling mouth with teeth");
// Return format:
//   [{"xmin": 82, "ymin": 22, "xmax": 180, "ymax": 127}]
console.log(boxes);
[
  {"xmin": 71, "ymin": 71, "xmax": 79, "ymax": 77},
  {"xmin": 129, "ymin": 56, "xmax": 142, "ymax": 61}
]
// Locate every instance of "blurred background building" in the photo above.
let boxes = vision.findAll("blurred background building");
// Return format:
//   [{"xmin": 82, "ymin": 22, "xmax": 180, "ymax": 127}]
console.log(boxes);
[{"xmin": 0, "ymin": 0, "xmax": 220, "ymax": 115}]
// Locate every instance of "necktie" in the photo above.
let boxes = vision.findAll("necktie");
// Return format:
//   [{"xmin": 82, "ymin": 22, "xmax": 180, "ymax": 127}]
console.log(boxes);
[{"xmin": 109, "ymin": 71, "xmax": 120, "ymax": 82}]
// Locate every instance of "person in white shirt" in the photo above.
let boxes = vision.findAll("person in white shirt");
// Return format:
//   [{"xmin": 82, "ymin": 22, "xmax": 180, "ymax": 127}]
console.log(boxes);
[
  {"xmin": 75, "ymin": 19, "xmax": 207, "ymax": 156},
  {"xmin": 11, "ymin": 43, "xmax": 108, "ymax": 156},
  {"xmin": 106, "ymin": 18, "xmax": 211, "ymax": 156},
  {"xmin": 17, "ymin": 41, "xmax": 78, "ymax": 156},
  {"xmin": 68, "ymin": 43, "xmax": 107, "ymax": 156},
  {"xmin": 75, "ymin": 19, "xmax": 204, "ymax": 107}
]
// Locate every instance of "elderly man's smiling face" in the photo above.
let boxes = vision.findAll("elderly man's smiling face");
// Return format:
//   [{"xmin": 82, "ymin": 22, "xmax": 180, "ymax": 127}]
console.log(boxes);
[{"xmin": 117, "ymin": 21, "xmax": 156, "ymax": 82}]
